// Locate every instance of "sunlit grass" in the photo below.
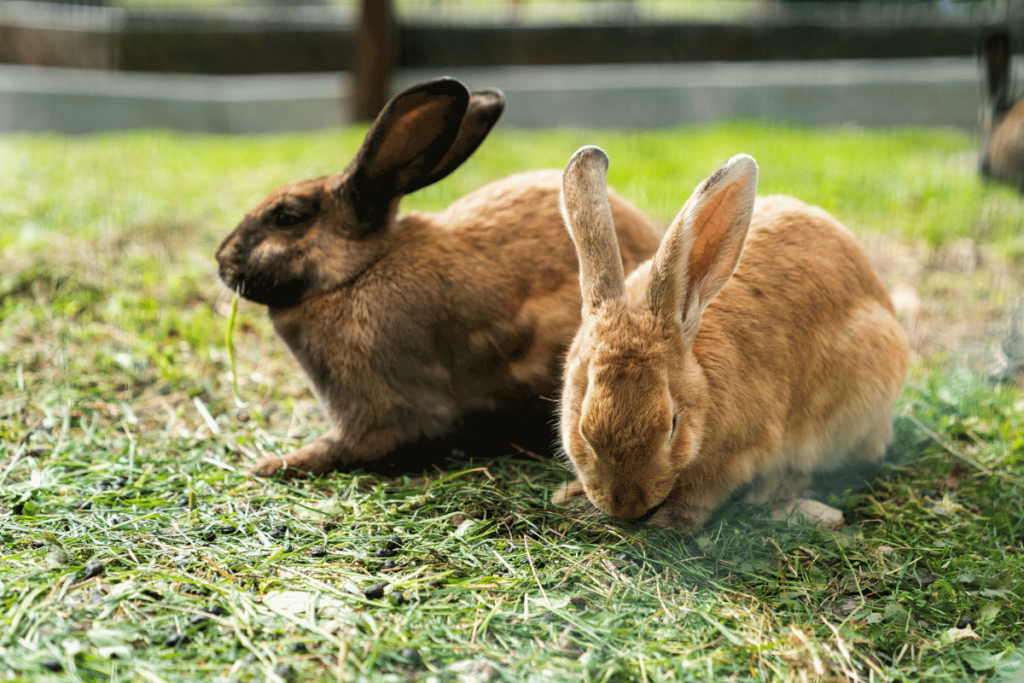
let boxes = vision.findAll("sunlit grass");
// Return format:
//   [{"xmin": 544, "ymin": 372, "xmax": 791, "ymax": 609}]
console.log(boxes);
[
  {"xmin": 4, "ymin": 123, "xmax": 1022, "ymax": 257},
  {"xmin": 2, "ymin": 124, "xmax": 1024, "ymax": 682}
]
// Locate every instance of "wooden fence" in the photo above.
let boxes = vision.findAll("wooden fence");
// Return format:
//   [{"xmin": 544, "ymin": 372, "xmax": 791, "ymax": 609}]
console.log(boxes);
[{"xmin": 0, "ymin": 0, "xmax": 1019, "ymax": 119}]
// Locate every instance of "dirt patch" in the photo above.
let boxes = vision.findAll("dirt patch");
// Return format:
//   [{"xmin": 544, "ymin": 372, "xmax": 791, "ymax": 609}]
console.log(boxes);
[{"xmin": 863, "ymin": 233, "xmax": 1024, "ymax": 377}]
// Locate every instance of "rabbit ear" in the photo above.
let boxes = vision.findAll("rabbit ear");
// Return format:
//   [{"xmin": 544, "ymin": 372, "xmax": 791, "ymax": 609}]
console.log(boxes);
[
  {"xmin": 560, "ymin": 146, "xmax": 627, "ymax": 311},
  {"xmin": 338, "ymin": 77, "xmax": 471, "ymax": 234},
  {"xmin": 648, "ymin": 154, "xmax": 758, "ymax": 343},
  {"xmin": 982, "ymin": 31, "xmax": 1012, "ymax": 115},
  {"xmin": 402, "ymin": 88, "xmax": 505, "ymax": 194}
]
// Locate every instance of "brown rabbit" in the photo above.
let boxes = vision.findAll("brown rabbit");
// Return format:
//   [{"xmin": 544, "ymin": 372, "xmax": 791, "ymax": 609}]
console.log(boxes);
[
  {"xmin": 554, "ymin": 146, "xmax": 909, "ymax": 530},
  {"xmin": 980, "ymin": 30, "xmax": 1024, "ymax": 190},
  {"xmin": 216, "ymin": 78, "xmax": 660, "ymax": 478}
]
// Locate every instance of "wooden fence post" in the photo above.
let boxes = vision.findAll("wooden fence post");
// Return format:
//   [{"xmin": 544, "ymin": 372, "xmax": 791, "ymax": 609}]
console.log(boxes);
[{"xmin": 354, "ymin": 0, "xmax": 395, "ymax": 122}]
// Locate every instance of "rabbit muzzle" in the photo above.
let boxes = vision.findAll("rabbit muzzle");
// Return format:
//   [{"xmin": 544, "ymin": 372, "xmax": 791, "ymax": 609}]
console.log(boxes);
[
  {"xmin": 216, "ymin": 224, "xmax": 312, "ymax": 309},
  {"xmin": 634, "ymin": 500, "xmax": 667, "ymax": 524},
  {"xmin": 587, "ymin": 479, "xmax": 669, "ymax": 522}
]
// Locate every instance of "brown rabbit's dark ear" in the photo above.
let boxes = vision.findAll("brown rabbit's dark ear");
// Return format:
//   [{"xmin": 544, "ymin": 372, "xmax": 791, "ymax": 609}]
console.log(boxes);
[
  {"xmin": 338, "ymin": 77, "xmax": 471, "ymax": 234},
  {"xmin": 403, "ymin": 88, "xmax": 505, "ymax": 195},
  {"xmin": 982, "ymin": 31, "xmax": 1012, "ymax": 115}
]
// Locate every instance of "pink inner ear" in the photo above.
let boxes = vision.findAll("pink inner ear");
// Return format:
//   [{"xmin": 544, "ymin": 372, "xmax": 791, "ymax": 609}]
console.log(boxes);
[
  {"xmin": 688, "ymin": 185, "xmax": 739, "ymax": 289},
  {"xmin": 375, "ymin": 107, "xmax": 428, "ymax": 164}
]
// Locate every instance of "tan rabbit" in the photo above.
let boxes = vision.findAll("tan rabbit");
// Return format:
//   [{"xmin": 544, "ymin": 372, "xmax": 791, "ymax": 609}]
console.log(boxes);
[
  {"xmin": 980, "ymin": 30, "xmax": 1024, "ymax": 190},
  {"xmin": 554, "ymin": 146, "xmax": 909, "ymax": 530},
  {"xmin": 216, "ymin": 79, "xmax": 660, "ymax": 478}
]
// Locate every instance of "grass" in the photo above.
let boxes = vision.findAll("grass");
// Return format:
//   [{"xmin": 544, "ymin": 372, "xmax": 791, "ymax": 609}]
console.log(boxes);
[{"xmin": 2, "ymin": 122, "xmax": 1024, "ymax": 682}]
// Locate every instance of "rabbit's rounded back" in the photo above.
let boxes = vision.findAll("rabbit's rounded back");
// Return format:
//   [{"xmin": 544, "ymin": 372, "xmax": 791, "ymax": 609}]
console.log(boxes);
[
  {"xmin": 980, "ymin": 30, "xmax": 1024, "ymax": 189},
  {"xmin": 558, "ymin": 147, "xmax": 908, "ymax": 528},
  {"xmin": 215, "ymin": 81, "xmax": 661, "ymax": 477}
]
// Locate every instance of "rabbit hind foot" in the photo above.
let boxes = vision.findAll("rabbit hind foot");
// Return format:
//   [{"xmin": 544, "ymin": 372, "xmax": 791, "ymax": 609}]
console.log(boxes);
[{"xmin": 769, "ymin": 498, "xmax": 845, "ymax": 530}]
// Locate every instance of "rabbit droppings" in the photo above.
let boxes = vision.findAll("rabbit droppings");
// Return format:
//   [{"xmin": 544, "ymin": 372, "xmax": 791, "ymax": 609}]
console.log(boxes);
[
  {"xmin": 216, "ymin": 79, "xmax": 661, "ymax": 478},
  {"xmin": 554, "ymin": 147, "xmax": 909, "ymax": 531}
]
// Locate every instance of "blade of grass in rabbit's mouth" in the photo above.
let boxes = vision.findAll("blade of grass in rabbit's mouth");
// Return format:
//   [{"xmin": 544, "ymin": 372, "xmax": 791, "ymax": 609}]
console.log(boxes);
[{"xmin": 226, "ymin": 290, "xmax": 242, "ymax": 405}]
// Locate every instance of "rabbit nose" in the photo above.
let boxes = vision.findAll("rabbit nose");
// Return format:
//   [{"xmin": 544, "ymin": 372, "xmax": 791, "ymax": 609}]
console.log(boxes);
[{"xmin": 611, "ymin": 486, "xmax": 656, "ymax": 521}]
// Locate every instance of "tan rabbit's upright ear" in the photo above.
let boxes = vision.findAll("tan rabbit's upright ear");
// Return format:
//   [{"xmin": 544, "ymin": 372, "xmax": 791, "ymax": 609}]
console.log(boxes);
[
  {"xmin": 336, "ymin": 78, "xmax": 472, "ymax": 235},
  {"xmin": 404, "ymin": 88, "xmax": 505, "ymax": 194},
  {"xmin": 982, "ymin": 31, "xmax": 1012, "ymax": 116},
  {"xmin": 560, "ymin": 146, "xmax": 626, "ymax": 312},
  {"xmin": 648, "ymin": 154, "xmax": 758, "ymax": 343}
]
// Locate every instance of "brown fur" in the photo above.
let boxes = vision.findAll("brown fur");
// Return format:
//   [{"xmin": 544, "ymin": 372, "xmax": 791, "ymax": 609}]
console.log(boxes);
[
  {"xmin": 980, "ymin": 31, "xmax": 1024, "ymax": 190},
  {"xmin": 215, "ymin": 80, "xmax": 660, "ymax": 477},
  {"xmin": 556, "ymin": 147, "xmax": 909, "ymax": 530}
]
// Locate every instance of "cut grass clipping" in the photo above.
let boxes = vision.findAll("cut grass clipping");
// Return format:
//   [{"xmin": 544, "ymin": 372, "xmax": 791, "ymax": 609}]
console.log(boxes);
[
  {"xmin": 226, "ymin": 290, "xmax": 241, "ymax": 406},
  {"xmin": 2, "ymin": 124, "xmax": 1024, "ymax": 682}
]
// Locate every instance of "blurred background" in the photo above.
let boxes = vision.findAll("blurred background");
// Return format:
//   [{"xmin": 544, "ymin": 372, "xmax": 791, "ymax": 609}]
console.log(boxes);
[
  {"xmin": 7, "ymin": 0, "xmax": 1024, "ymax": 382},
  {"xmin": 2, "ymin": 0, "xmax": 1023, "ymax": 133},
  {"xmin": 8, "ymin": 8, "xmax": 1024, "ymax": 683}
]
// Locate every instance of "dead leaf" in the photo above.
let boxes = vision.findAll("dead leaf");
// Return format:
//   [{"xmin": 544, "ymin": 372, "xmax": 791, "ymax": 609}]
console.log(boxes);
[
  {"xmin": 454, "ymin": 518, "xmax": 478, "ymax": 538},
  {"xmin": 448, "ymin": 659, "xmax": 500, "ymax": 683},
  {"xmin": 939, "ymin": 626, "xmax": 981, "ymax": 645}
]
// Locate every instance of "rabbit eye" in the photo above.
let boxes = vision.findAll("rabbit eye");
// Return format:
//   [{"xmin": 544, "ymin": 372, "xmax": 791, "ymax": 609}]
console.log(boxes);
[
  {"xmin": 273, "ymin": 210, "xmax": 311, "ymax": 228},
  {"xmin": 271, "ymin": 200, "xmax": 319, "ymax": 229}
]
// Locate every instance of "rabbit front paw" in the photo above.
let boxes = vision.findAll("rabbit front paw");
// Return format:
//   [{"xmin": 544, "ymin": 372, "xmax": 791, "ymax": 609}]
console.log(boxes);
[
  {"xmin": 248, "ymin": 433, "xmax": 351, "ymax": 479},
  {"xmin": 648, "ymin": 501, "xmax": 709, "ymax": 532},
  {"xmin": 249, "ymin": 454, "xmax": 304, "ymax": 479},
  {"xmin": 551, "ymin": 479, "xmax": 586, "ymax": 504}
]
